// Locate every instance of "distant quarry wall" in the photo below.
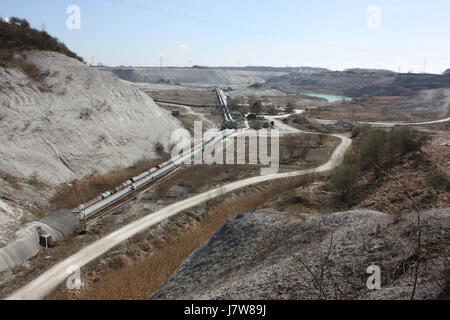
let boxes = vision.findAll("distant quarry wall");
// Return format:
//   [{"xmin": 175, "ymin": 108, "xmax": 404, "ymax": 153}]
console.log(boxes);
[{"xmin": 98, "ymin": 67, "xmax": 287, "ymax": 87}]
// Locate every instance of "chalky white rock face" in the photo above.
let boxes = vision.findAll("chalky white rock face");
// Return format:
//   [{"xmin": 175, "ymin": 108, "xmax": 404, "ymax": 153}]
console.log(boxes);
[{"xmin": 0, "ymin": 51, "xmax": 182, "ymax": 185}]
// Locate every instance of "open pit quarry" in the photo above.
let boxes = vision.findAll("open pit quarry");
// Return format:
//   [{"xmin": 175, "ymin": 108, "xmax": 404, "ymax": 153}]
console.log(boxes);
[
  {"xmin": 1, "ymin": 49, "xmax": 449, "ymax": 301},
  {"xmin": 0, "ymin": 51, "xmax": 182, "ymax": 273}
]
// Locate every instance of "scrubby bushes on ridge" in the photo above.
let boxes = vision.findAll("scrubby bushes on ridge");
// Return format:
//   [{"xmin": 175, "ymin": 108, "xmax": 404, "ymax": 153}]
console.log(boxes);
[
  {"xmin": 0, "ymin": 17, "xmax": 83, "ymax": 80},
  {"xmin": 330, "ymin": 127, "xmax": 427, "ymax": 205},
  {"xmin": 0, "ymin": 17, "xmax": 83, "ymax": 62}
]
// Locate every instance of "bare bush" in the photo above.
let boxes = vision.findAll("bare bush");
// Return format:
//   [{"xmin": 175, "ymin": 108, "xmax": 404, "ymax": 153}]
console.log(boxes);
[
  {"xmin": 330, "ymin": 164, "xmax": 360, "ymax": 206},
  {"xmin": 0, "ymin": 18, "xmax": 84, "ymax": 62},
  {"xmin": 79, "ymin": 108, "xmax": 94, "ymax": 120},
  {"xmin": 154, "ymin": 142, "xmax": 166, "ymax": 157},
  {"xmin": 426, "ymin": 168, "xmax": 449, "ymax": 191}
]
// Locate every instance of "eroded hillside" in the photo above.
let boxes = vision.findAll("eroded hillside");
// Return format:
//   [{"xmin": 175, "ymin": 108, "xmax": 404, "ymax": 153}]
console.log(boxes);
[{"xmin": 0, "ymin": 51, "xmax": 181, "ymax": 185}]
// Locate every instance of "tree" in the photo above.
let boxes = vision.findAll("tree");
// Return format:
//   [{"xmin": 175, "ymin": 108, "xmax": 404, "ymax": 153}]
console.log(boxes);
[
  {"xmin": 8, "ymin": 17, "xmax": 30, "ymax": 28},
  {"xmin": 251, "ymin": 101, "xmax": 262, "ymax": 114},
  {"xmin": 358, "ymin": 129, "xmax": 388, "ymax": 177},
  {"xmin": 330, "ymin": 164, "xmax": 360, "ymax": 205},
  {"xmin": 286, "ymin": 102, "xmax": 294, "ymax": 113},
  {"xmin": 284, "ymin": 136, "xmax": 311, "ymax": 162}
]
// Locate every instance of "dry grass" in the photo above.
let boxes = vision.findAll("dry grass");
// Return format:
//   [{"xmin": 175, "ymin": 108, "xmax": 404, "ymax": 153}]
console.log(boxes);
[
  {"xmin": 50, "ymin": 158, "xmax": 167, "ymax": 210},
  {"xmin": 0, "ymin": 171, "xmax": 21, "ymax": 187},
  {"xmin": 73, "ymin": 175, "xmax": 313, "ymax": 300},
  {"xmin": 0, "ymin": 170, "xmax": 47, "ymax": 189},
  {"xmin": 148, "ymin": 89, "xmax": 217, "ymax": 105}
]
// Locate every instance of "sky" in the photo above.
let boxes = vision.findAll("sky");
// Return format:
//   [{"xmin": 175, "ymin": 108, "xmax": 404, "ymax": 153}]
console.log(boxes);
[{"xmin": 1, "ymin": 0, "xmax": 449, "ymax": 73}]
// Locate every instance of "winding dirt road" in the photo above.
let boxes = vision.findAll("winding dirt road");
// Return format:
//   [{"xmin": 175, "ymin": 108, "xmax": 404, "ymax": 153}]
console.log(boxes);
[
  {"xmin": 6, "ymin": 123, "xmax": 351, "ymax": 300},
  {"xmin": 8, "ymin": 99, "xmax": 450, "ymax": 300}
]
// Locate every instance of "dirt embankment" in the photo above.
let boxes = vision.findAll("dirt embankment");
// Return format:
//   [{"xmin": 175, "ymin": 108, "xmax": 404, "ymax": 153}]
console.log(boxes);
[
  {"xmin": 152, "ymin": 130, "xmax": 448, "ymax": 300},
  {"xmin": 152, "ymin": 209, "xmax": 449, "ymax": 300}
]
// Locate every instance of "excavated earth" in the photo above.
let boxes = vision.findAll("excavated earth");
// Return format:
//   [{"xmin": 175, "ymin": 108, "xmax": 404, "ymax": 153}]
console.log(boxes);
[{"xmin": 152, "ymin": 209, "xmax": 450, "ymax": 300}]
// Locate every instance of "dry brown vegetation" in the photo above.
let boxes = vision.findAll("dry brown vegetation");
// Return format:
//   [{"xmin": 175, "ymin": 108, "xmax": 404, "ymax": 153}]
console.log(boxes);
[
  {"xmin": 68, "ymin": 175, "xmax": 314, "ymax": 300},
  {"xmin": 268, "ymin": 129, "xmax": 449, "ymax": 217},
  {"xmin": 0, "ymin": 170, "xmax": 47, "ymax": 190},
  {"xmin": 305, "ymin": 96, "xmax": 410, "ymax": 122},
  {"xmin": 155, "ymin": 164, "xmax": 260, "ymax": 199},
  {"xmin": 50, "ymin": 158, "xmax": 167, "ymax": 210},
  {"xmin": 0, "ymin": 50, "xmax": 45, "ymax": 82},
  {"xmin": 329, "ymin": 127, "xmax": 427, "ymax": 207},
  {"xmin": 0, "ymin": 18, "xmax": 83, "ymax": 82},
  {"xmin": 288, "ymin": 115, "xmax": 348, "ymax": 134},
  {"xmin": 0, "ymin": 18, "xmax": 83, "ymax": 63},
  {"xmin": 0, "ymin": 171, "xmax": 21, "ymax": 185}
]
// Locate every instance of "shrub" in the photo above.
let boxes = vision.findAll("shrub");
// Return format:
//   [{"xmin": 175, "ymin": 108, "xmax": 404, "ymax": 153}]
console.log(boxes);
[
  {"xmin": 0, "ymin": 17, "xmax": 84, "ymax": 65},
  {"xmin": 50, "ymin": 158, "xmax": 166, "ymax": 210},
  {"xmin": 154, "ymin": 142, "xmax": 166, "ymax": 157},
  {"xmin": 357, "ymin": 129, "xmax": 388, "ymax": 176},
  {"xmin": 390, "ymin": 126, "xmax": 426, "ymax": 156},
  {"xmin": 250, "ymin": 101, "xmax": 262, "ymax": 114},
  {"xmin": 347, "ymin": 127, "xmax": 426, "ymax": 177},
  {"xmin": 330, "ymin": 163, "xmax": 360, "ymax": 205},
  {"xmin": 426, "ymin": 168, "xmax": 449, "ymax": 191}
]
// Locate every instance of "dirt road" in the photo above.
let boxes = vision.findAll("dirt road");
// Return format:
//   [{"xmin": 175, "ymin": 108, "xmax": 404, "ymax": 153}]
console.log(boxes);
[{"xmin": 6, "ymin": 126, "xmax": 351, "ymax": 300}]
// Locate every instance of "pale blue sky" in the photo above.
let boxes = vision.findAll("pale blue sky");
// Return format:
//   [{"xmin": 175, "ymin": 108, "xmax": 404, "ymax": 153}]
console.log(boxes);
[{"xmin": 1, "ymin": 0, "xmax": 449, "ymax": 73}]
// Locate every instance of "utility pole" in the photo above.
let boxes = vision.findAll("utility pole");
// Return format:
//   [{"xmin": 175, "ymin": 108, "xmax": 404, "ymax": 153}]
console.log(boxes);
[
  {"xmin": 423, "ymin": 59, "xmax": 427, "ymax": 74},
  {"xmin": 160, "ymin": 56, "xmax": 163, "ymax": 69}
]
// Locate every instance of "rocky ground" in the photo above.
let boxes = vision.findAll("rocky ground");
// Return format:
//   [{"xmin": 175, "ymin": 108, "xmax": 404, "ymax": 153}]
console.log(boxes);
[
  {"xmin": 151, "ymin": 208, "xmax": 449, "ymax": 300},
  {"xmin": 263, "ymin": 130, "xmax": 450, "ymax": 216},
  {"xmin": 148, "ymin": 128, "xmax": 449, "ymax": 301}
]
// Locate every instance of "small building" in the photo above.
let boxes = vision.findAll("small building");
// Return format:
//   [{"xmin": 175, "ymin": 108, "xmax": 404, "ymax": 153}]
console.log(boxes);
[
  {"xmin": 36, "ymin": 227, "xmax": 54, "ymax": 248},
  {"xmin": 171, "ymin": 110, "xmax": 181, "ymax": 117}
]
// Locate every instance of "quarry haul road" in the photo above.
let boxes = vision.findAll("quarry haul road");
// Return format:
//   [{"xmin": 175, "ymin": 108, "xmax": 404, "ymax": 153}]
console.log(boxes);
[
  {"xmin": 356, "ymin": 116, "xmax": 450, "ymax": 127},
  {"xmin": 6, "ymin": 124, "xmax": 351, "ymax": 300},
  {"xmin": 7, "ymin": 98, "xmax": 448, "ymax": 300}
]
